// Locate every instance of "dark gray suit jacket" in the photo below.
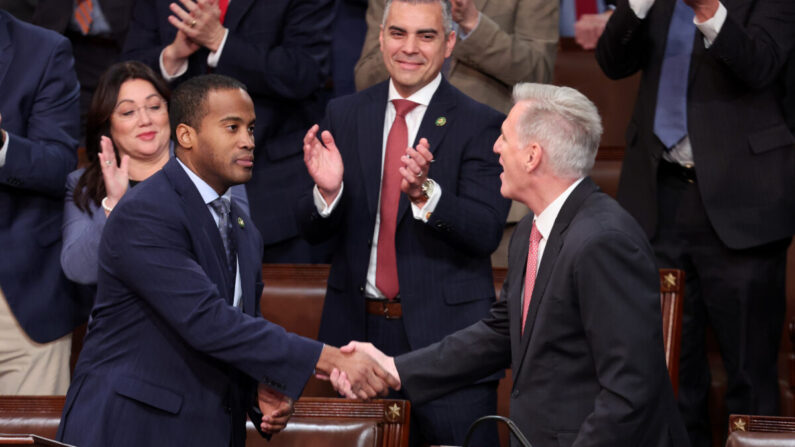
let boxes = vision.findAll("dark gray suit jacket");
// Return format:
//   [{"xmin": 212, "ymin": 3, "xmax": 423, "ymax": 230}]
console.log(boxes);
[{"xmin": 396, "ymin": 178, "xmax": 689, "ymax": 447}]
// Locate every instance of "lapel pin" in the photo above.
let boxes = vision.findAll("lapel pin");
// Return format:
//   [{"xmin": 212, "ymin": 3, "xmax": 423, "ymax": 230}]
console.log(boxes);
[
  {"xmin": 435, "ymin": 116, "xmax": 447, "ymax": 127},
  {"xmin": 237, "ymin": 217, "xmax": 245, "ymax": 228}
]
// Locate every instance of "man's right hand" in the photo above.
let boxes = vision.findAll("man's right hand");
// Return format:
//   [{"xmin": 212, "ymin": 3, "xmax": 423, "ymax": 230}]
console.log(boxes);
[
  {"xmin": 303, "ymin": 124, "xmax": 344, "ymax": 204},
  {"xmin": 315, "ymin": 345, "xmax": 399, "ymax": 399},
  {"xmin": 329, "ymin": 342, "xmax": 400, "ymax": 399},
  {"xmin": 162, "ymin": 30, "xmax": 200, "ymax": 76}
]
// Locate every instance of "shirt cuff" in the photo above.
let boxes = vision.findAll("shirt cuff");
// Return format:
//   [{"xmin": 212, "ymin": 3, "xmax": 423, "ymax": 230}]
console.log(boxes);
[
  {"xmin": 313, "ymin": 182, "xmax": 344, "ymax": 217},
  {"xmin": 159, "ymin": 48, "xmax": 188, "ymax": 81},
  {"xmin": 410, "ymin": 179, "xmax": 441, "ymax": 222},
  {"xmin": 695, "ymin": 2, "xmax": 726, "ymax": 48},
  {"xmin": 0, "ymin": 130, "xmax": 9, "ymax": 168},
  {"xmin": 207, "ymin": 28, "xmax": 229, "ymax": 68},
  {"xmin": 628, "ymin": 0, "xmax": 654, "ymax": 19},
  {"xmin": 457, "ymin": 12, "xmax": 481, "ymax": 40}
]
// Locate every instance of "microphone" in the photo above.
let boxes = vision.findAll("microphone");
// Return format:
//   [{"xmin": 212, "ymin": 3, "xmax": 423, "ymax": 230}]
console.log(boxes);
[{"xmin": 463, "ymin": 415, "xmax": 533, "ymax": 447}]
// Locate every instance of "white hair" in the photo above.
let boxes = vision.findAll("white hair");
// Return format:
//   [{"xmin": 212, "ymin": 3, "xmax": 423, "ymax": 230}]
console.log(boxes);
[{"xmin": 512, "ymin": 83, "xmax": 603, "ymax": 179}]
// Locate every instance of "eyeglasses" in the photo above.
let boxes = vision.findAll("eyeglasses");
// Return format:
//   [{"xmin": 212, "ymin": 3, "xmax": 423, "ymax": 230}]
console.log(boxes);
[{"xmin": 114, "ymin": 98, "xmax": 168, "ymax": 121}]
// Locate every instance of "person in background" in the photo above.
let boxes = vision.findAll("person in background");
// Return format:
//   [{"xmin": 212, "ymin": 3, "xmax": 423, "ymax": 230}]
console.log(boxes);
[
  {"xmin": 122, "ymin": 0, "xmax": 334, "ymax": 263},
  {"xmin": 597, "ymin": 0, "xmax": 795, "ymax": 444},
  {"xmin": 62, "ymin": 61, "xmax": 248, "ymax": 290},
  {"xmin": 0, "ymin": 10, "xmax": 81, "ymax": 395},
  {"xmin": 297, "ymin": 0, "xmax": 510, "ymax": 444},
  {"xmin": 33, "ymin": 0, "xmax": 135, "ymax": 141},
  {"xmin": 562, "ymin": 0, "xmax": 614, "ymax": 50},
  {"xmin": 354, "ymin": 0, "xmax": 558, "ymax": 114}
]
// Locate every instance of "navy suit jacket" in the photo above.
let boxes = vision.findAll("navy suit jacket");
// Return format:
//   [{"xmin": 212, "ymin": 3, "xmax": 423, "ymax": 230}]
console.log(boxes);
[
  {"xmin": 596, "ymin": 0, "xmax": 795, "ymax": 249},
  {"xmin": 57, "ymin": 158, "xmax": 323, "ymax": 447},
  {"xmin": 297, "ymin": 79, "xmax": 510, "ymax": 351},
  {"xmin": 122, "ymin": 0, "xmax": 333, "ymax": 251},
  {"xmin": 0, "ymin": 11, "xmax": 83, "ymax": 343},
  {"xmin": 396, "ymin": 179, "xmax": 690, "ymax": 447}
]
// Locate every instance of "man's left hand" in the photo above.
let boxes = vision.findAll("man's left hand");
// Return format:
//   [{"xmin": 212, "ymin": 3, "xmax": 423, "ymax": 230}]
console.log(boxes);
[
  {"xmin": 400, "ymin": 138, "xmax": 433, "ymax": 207},
  {"xmin": 257, "ymin": 385, "xmax": 294, "ymax": 434},
  {"xmin": 168, "ymin": 0, "xmax": 226, "ymax": 52},
  {"xmin": 683, "ymin": 0, "xmax": 719, "ymax": 22}
]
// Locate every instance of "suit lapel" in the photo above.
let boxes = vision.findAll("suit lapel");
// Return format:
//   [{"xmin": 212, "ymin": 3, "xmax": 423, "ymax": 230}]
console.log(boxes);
[
  {"xmin": 507, "ymin": 216, "xmax": 531, "ymax": 371},
  {"xmin": 163, "ymin": 158, "xmax": 233, "ymax": 300},
  {"xmin": 513, "ymin": 178, "xmax": 599, "ymax": 378},
  {"xmin": 396, "ymin": 79, "xmax": 456, "ymax": 223},
  {"xmin": 0, "ymin": 14, "xmax": 13, "ymax": 91},
  {"xmin": 223, "ymin": 0, "xmax": 255, "ymax": 30},
  {"xmin": 356, "ymin": 83, "xmax": 389, "ymax": 219}
]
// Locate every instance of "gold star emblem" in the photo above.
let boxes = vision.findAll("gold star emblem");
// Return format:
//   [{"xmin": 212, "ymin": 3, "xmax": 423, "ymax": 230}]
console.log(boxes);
[
  {"xmin": 732, "ymin": 418, "xmax": 747, "ymax": 432},
  {"xmin": 386, "ymin": 403, "xmax": 401, "ymax": 421},
  {"xmin": 435, "ymin": 117, "xmax": 446, "ymax": 126},
  {"xmin": 663, "ymin": 272, "xmax": 676, "ymax": 288},
  {"xmin": 237, "ymin": 217, "xmax": 245, "ymax": 228}
]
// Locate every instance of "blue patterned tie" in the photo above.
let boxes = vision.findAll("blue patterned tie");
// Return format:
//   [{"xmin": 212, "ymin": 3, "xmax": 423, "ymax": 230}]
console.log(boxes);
[
  {"xmin": 209, "ymin": 197, "xmax": 236, "ymax": 275},
  {"xmin": 653, "ymin": 0, "xmax": 696, "ymax": 149}
]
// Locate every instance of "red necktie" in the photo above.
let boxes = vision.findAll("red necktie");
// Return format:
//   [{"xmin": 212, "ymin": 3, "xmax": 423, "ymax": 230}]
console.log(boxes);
[
  {"xmin": 521, "ymin": 222, "xmax": 542, "ymax": 335},
  {"xmin": 74, "ymin": 0, "xmax": 94, "ymax": 35},
  {"xmin": 575, "ymin": 0, "xmax": 598, "ymax": 19},
  {"xmin": 376, "ymin": 99, "xmax": 419, "ymax": 300},
  {"xmin": 218, "ymin": 0, "xmax": 229, "ymax": 23}
]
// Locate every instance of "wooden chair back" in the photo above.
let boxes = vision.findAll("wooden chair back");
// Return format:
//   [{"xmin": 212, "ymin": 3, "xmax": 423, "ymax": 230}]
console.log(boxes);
[{"xmin": 659, "ymin": 268, "xmax": 685, "ymax": 395}]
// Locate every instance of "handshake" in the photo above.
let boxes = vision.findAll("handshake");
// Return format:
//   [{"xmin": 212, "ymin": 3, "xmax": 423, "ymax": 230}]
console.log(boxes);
[{"xmin": 256, "ymin": 342, "xmax": 399, "ymax": 434}]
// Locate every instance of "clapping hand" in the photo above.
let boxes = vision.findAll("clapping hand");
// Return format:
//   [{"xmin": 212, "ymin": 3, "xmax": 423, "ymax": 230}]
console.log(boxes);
[
  {"xmin": 303, "ymin": 124, "xmax": 344, "ymax": 205},
  {"xmin": 97, "ymin": 136, "xmax": 129, "ymax": 216}
]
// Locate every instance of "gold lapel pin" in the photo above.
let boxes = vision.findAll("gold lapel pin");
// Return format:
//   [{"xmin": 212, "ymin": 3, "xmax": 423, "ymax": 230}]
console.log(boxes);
[
  {"xmin": 237, "ymin": 217, "xmax": 245, "ymax": 228},
  {"xmin": 435, "ymin": 116, "xmax": 446, "ymax": 126}
]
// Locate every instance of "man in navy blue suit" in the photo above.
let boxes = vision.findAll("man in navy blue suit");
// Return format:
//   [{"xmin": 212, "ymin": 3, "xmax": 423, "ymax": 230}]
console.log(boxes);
[
  {"xmin": 0, "ymin": 11, "xmax": 82, "ymax": 395},
  {"xmin": 57, "ymin": 75, "xmax": 398, "ymax": 447},
  {"xmin": 297, "ymin": 0, "xmax": 510, "ymax": 444},
  {"xmin": 122, "ymin": 0, "xmax": 334, "ymax": 262}
]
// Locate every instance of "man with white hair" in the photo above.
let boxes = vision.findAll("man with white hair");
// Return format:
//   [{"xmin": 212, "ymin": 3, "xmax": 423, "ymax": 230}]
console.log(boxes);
[{"xmin": 334, "ymin": 83, "xmax": 690, "ymax": 446}]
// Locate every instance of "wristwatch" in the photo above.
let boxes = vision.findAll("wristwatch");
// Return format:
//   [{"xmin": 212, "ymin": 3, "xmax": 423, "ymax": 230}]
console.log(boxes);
[{"xmin": 420, "ymin": 179, "xmax": 435, "ymax": 200}]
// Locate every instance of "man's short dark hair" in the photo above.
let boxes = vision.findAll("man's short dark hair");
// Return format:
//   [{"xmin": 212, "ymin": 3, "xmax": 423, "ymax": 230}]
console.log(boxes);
[{"xmin": 169, "ymin": 74, "xmax": 247, "ymax": 142}]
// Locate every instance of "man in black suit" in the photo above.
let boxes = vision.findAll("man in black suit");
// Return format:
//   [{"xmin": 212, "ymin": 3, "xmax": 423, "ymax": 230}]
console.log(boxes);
[
  {"xmin": 122, "ymin": 0, "xmax": 334, "ymax": 262},
  {"xmin": 332, "ymin": 82, "xmax": 689, "ymax": 447},
  {"xmin": 596, "ymin": 0, "xmax": 795, "ymax": 444},
  {"xmin": 296, "ymin": 0, "xmax": 510, "ymax": 444}
]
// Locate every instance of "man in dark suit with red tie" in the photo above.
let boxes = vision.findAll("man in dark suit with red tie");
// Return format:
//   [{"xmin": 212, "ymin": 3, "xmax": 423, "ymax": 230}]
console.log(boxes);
[
  {"xmin": 122, "ymin": 0, "xmax": 334, "ymax": 262},
  {"xmin": 597, "ymin": 0, "xmax": 795, "ymax": 444},
  {"xmin": 332, "ymin": 82, "xmax": 690, "ymax": 447},
  {"xmin": 296, "ymin": 0, "xmax": 510, "ymax": 444}
]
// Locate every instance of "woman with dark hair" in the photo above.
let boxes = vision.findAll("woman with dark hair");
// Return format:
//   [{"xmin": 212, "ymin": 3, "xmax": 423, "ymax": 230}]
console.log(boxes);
[{"xmin": 61, "ymin": 61, "xmax": 248, "ymax": 285}]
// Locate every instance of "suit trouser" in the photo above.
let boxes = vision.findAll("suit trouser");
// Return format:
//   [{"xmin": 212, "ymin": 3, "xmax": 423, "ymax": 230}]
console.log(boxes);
[
  {"xmin": 366, "ymin": 311, "xmax": 499, "ymax": 447},
  {"xmin": 653, "ymin": 164, "xmax": 788, "ymax": 447},
  {"xmin": 0, "ymin": 288, "xmax": 71, "ymax": 395}
]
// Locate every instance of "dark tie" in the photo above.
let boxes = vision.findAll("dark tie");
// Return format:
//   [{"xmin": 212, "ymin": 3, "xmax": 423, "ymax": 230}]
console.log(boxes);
[
  {"xmin": 74, "ymin": 0, "xmax": 94, "ymax": 35},
  {"xmin": 376, "ymin": 99, "xmax": 419, "ymax": 300},
  {"xmin": 654, "ymin": 0, "xmax": 696, "ymax": 149},
  {"xmin": 575, "ymin": 0, "xmax": 598, "ymax": 19},
  {"xmin": 521, "ymin": 222, "xmax": 542, "ymax": 335},
  {"xmin": 209, "ymin": 197, "xmax": 237, "ymax": 286}
]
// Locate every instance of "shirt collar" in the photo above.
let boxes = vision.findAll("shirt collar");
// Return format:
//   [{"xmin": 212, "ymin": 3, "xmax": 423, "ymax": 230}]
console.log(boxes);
[
  {"xmin": 534, "ymin": 178, "xmax": 584, "ymax": 241},
  {"xmin": 387, "ymin": 72, "xmax": 442, "ymax": 107},
  {"xmin": 176, "ymin": 157, "xmax": 231, "ymax": 205}
]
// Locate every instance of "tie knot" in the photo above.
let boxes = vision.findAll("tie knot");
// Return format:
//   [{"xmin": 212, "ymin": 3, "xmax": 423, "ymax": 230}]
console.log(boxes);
[
  {"xmin": 210, "ymin": 197, "xmax": 231, "ymax": 216},
  {"xmin": 392, "ymin": 99, "xmax": 419, "ymax": 117},
  {"xmin": 530, "ymin": 221, "xmax": 542, "ymax": 244}
]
